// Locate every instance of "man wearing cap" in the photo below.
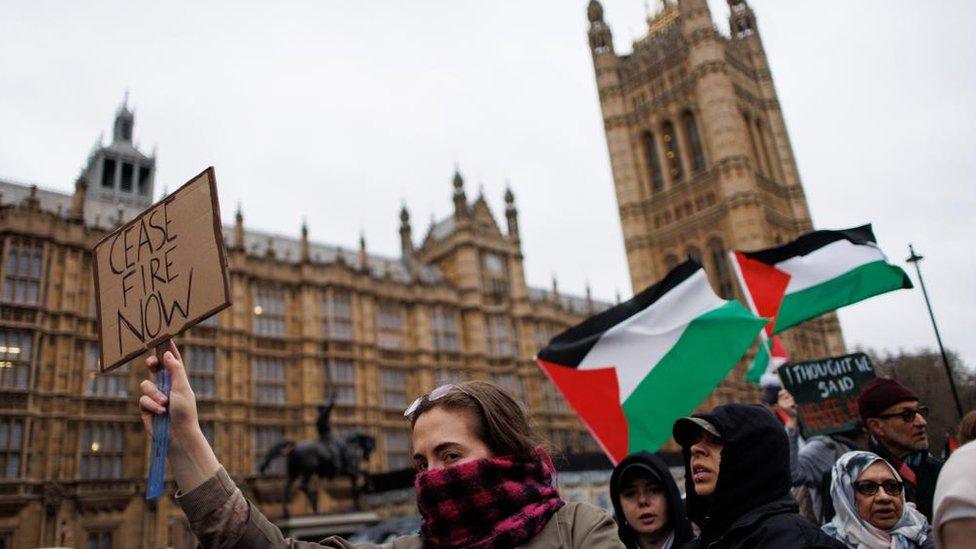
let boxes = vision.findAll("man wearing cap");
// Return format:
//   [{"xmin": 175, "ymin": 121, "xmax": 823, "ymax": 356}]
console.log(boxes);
[
  {"xmin": 672, "ymin": 403, "xmax": 844, "ymax": 548},
  {"xmin": 858, "ymin": 377, "xmax": 944, "ymax": 521}
]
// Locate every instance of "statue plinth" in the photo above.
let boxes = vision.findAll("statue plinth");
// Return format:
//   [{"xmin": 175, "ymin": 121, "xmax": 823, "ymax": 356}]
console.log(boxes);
[{"xmin": 276, "ymin": 511, "xmax": 381, "ymax": 541}]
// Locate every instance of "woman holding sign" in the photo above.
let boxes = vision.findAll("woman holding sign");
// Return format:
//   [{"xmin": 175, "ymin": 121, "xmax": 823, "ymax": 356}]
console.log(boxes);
[{"xmin": 138, "ymin": 343, "xmax": 623, "ymax": 548}]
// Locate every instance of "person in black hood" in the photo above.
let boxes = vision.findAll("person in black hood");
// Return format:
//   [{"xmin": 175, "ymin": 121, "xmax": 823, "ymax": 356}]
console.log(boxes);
[
  {"xmin": 672, "ymin": 403, "xmax": 845, "ymax": 548},
  {"xmin": 610, "ymin": 451, "xmax": 694, "ymax": 549}
]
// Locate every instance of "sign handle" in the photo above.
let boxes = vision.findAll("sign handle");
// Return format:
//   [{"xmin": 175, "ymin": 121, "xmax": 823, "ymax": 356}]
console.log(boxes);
[{"xmin": 146, "ymin": 340, "xmax": 172, "ymax": 500}]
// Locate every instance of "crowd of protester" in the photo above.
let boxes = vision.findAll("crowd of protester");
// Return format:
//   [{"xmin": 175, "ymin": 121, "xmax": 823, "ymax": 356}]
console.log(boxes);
[{"xmin": 138, "ymin": 343, "xmax": 974, "ymax": 548}]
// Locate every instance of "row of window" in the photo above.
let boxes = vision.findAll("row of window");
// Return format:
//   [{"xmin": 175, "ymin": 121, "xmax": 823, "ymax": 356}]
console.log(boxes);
[
  {"xmin": 2, "ymin": 238, "xmax": 43, "ymax": 306},
  {"xmin": 252, "ymin": 286, "xmax": 469, "ymax": 353},
  {"xmin": 0, "ymin": 239, "xmax": 518, "ymax": 359},
  {"xmin": 653, "ymin": 192, "xmax": 717, "ymax": 229},
  {"xmin": 0, "ymin": 329, "xmax": 31, "ymax": 390},
  {"xmin": 100, "ymin": 156, "xmax": 152, "ymax": 196},
  {"xmin": 2, "ymin": 331, "xmax": 568, "ymax": 423},
  {"xmin": 0, "ymin": 366, "xmax": 570, "ymax": 480},
  {"xmin": 641, "ymin": 111, "xmax": 707, "ymax": 192}
]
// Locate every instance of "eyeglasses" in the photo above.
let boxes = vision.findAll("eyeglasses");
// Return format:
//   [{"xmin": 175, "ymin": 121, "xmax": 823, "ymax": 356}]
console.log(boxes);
[
  {"xmin": 404, "ymin": 384, "xmax": 463, "ymax": 417},
  {"xmin": 875, "ymin": 406, "xmax": 929, "ymax": 423},
  {"xmin": 853, "ymin": 479, "xmax": 904, "ymax": 497}
]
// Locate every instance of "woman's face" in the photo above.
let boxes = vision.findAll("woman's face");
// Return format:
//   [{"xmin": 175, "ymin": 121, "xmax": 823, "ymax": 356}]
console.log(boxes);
[
  {"xmin": 411, "ymin": 406, "xmax": 491, "ymax": 471},
  {"xmin": 854, "ymin": 461, "xmax": 904, "ymax": 531},
  {"xmin": 690, "ymin": 431, "xmax": 723, "ymax": 497},
  {"xmin": 619, "ymin": 472, "xmax": 670, "ymax": 537}
]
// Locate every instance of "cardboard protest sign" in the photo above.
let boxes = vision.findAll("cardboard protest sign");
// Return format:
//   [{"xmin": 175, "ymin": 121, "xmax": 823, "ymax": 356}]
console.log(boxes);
[
  {"xmin": 777, "ymin": 352, "xmax": 876, "ymax": 438},
  {"xmin": 92, "ymin": 167, "xmax": 230, "ymax": 372}
]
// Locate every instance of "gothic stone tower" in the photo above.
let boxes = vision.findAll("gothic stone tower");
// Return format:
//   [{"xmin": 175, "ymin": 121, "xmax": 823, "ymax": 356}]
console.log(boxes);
[{"xmin": 587, "ymin": 0, "xmax": 844, "ymax": 400}]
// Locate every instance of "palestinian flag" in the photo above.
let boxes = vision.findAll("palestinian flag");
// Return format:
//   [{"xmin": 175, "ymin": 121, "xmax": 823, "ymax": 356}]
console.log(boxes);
[
  {"xmin": 732, "ymin": 225, "xmax": 912, "ymax": 334},
  {"xmin": 727, "ymin": 249, "xmax": 792, "ymax": 382},
  {"xmin": 535, "ymin": 260, "xmax": 766, "ymax": 463},
  {"xmin": 749, "ymin": 334, "xmax": 789, "ymax": 384}
]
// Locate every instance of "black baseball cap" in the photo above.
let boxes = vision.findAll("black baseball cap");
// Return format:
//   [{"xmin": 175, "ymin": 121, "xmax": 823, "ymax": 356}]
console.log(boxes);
[{"xmin": 672, "ymin": 416, "xmax": 722, "ymax": 447}]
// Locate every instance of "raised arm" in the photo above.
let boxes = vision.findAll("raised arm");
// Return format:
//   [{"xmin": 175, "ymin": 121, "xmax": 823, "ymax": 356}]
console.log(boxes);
[{"xmin": 140, "ymin": 341, "xmax": 220, "ymax": 493}]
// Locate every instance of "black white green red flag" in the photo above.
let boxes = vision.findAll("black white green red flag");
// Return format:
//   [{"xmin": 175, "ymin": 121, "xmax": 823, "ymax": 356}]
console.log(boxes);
[
  {"xmin": 730, "ymin": 224, "xmax": 912, "ymax": 381},
  {"xmin": 535, "ymin": 260, "xmax": 766, "ymax": 463}
]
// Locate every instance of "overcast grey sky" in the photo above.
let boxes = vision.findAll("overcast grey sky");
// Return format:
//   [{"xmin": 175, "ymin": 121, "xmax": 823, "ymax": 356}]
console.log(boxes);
[{"xmin": 2, "ymin": 1, "xmax": 974, "ymax": 367}]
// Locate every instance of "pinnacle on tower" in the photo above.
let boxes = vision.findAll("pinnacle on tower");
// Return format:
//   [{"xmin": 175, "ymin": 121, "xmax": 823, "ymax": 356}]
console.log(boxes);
[
  {"xmin": 399, "ymin": 203, "xmax": 414, "ymax": 258},
  {"xmin": 358, "ymin": 231, "xmax": 368, "ymax": 271},
  {"xmin": 452, "ymin": 168, "xmax": 467, "ymax": 216},
  {"xmin": 728, "ymin": 0, "xmax": 757, "ymax": 39},
  {"xmin": 587, "ymin": 0, "xmax": 613, "ymax": 55},
  {"xmin": 587, "ymin": 0, "xmax": 604, "ymax": 23},
  {"xmin": 113, "ymin": 92, "xmax": 135, "ymax": 143},
  {"xmin": 504, "ymin": 184, "xmax": 519, "ymax": 240},
  {"xmin": 300, "ymin": 218, "xmax": 310, "ymax": 263},
  {"xmin": 70, "ymin": 176, "xmax": 88, "ymax": 220},
  {"xmin": 233, "ymin": 203, "xmax": 245, "ymax": 251}
]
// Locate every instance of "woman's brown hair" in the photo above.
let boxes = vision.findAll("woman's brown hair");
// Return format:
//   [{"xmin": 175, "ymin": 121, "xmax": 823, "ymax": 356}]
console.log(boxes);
[
  {"xmin": 407, "ymin": 381, "xmax": 542, "ymax": 462},
  {"xmin": 958, "ymin": 410, "xmax": 976, "ymax": 446}
]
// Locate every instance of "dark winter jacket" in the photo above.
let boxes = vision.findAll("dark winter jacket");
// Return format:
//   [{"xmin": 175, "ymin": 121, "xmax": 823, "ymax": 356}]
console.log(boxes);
[
  {"xmin": 679, "ymin": 404, "xmax": 845, "ymax": 549},
  {"xmin": 610, "ymin": 451, "xmax": 694, "ymax": 549},
  {"xmin": 869, "ymin": 438, "xmax": 944, "ymax": 523}
]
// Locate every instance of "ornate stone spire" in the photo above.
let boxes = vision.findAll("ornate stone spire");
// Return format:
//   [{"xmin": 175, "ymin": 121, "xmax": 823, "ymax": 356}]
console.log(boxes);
[
  {"xmin": 113, "ymin": 91, "xmax": 134, "ymax": 143},
  {"xmin": 358, "ymin": 231, "xmax": 368, "ymax": 271},
  {"xmin": 587, "ymin": 0, "xmax": 614, "ymax": 55},
  {"xmin": 70, "ymin": 176, "xmax": 88, "ymax": 220},
  {"xmin": 452, "ymin": 168, "xmax": 467, "ymax": 217},
  {"xmin": 399, "ymin": 203, "xmax": 413, "ymax": 259},
  {"xmin": 300, "ymin": 218, "xmax": 310, "ymax": 263},
  {"xmin": 234, "ymin": 203, "xmax": 245, "ymax": 251},
  {"xmin": 504, "ymin": 183, "xmax": 519, "ymax": 240}
]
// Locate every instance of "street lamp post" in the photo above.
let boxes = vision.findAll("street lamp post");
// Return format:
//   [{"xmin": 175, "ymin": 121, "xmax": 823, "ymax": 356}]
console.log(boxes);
[{"xmin": 906, "ymin": 244, "xmax": 963, "ymax": 419}]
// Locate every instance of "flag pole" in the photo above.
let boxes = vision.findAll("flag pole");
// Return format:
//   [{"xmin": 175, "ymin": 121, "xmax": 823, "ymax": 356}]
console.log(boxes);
[
  {"xmin": 728, "ymin": 250, "xmax": 774, "ymax": 375},
  {"xmin": 905, "ymin": 244, "xmax": 963, "ymax": 419}
]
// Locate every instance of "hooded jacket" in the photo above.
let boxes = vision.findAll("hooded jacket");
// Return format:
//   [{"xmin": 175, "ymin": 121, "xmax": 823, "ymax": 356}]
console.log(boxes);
[
  {"xmin": 680, "ymin": 404, "xmax": 845, "ymax": 549},
  {"xmin": 610, "ymin": 451, "xmax": 694, "ymax": 549}
]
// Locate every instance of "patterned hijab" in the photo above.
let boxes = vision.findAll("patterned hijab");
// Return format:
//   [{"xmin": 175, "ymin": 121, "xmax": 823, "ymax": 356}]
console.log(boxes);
[{"xmin": 822, "ymin": 451, "xmax": 931, "ymax": 549}]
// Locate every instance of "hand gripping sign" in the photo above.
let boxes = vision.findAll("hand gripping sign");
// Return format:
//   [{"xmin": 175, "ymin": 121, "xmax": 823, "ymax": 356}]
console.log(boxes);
[{"xmin": 92, "ymin": 167, "xmax": 230, "ymax": 499}]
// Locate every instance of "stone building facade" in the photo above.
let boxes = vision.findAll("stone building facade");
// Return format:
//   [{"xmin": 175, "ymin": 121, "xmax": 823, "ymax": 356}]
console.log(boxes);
[
  {"xmin": 0, "ymin": 107, "xmax": 604, "ymax": 547},
  {"xmin": 586, "ymin": 0, "xmax": 845, "ymax": 404}
]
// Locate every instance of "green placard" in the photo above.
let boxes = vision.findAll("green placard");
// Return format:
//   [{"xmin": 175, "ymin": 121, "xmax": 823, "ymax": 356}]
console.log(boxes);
[{"xmin": 777, "ymin": 352, "xmax": 876, "ymax": 438}]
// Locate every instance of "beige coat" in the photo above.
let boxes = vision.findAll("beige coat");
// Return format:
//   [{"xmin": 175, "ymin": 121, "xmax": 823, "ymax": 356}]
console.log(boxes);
[{"xmin": 178, "ymin": 467, "xmax": 625, "ymax": 548}]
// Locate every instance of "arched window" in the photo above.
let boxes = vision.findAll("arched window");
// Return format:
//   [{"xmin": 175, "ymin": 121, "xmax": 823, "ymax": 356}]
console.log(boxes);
[
  {"xmin": 661, "ymin": 121, "xmax": 684, "ymax": 182},
  {"xmin": 682, "ymin": 111, "xmax": 706, "ymax": 173},
  {"xmin": 708, "ymin": 238, "xmax": 735, "ymax": 299},
  {"xmin": 754, "ymin": 119, "xmax": 774, "ymax": 178},
  {"xmin": 742, "ymin": 111, "xmax": 762, "ymax": 175},
  {"xmin": 686, "ymin": 246, "xmax": 703, "ymax": 265},
  {"xmin": 642, "ymin": 131, "xmax": 664, "ymax": 192}
]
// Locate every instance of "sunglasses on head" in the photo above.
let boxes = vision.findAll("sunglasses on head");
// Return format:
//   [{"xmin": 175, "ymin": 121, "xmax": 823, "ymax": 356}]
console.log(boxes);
[
  {"xmin": 875, "ymin": 405, "xmax": 929, "ymax": 423},
  {"xmin": 853, "ymin": 479, "xmax": 904, "ymax": 497},
  {"xmin": 404, "ymin": 383, "xmax": 467, "ymax": 417}
]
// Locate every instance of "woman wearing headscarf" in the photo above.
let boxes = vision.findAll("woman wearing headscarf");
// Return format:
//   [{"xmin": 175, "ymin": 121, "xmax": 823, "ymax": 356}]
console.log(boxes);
[
  {"xmin": 609, "ymin": 451, "xmax": 694, "ymax": 549},
  {"xmin": 823, "ymin": 451, "xmax": 933, "ymax": 548}
]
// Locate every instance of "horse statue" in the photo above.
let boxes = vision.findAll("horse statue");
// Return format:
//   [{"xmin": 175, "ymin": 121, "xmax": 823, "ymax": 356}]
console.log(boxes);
[{"xmin": 258, "ymin": 398, "xmax": 376, "ymax": 517}]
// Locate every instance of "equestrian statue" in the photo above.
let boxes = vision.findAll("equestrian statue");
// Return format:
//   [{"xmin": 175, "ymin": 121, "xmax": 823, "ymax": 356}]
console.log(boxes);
[{"xmin": 258, "ymin": 396, "xmax": 376, "ymax": 516}]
